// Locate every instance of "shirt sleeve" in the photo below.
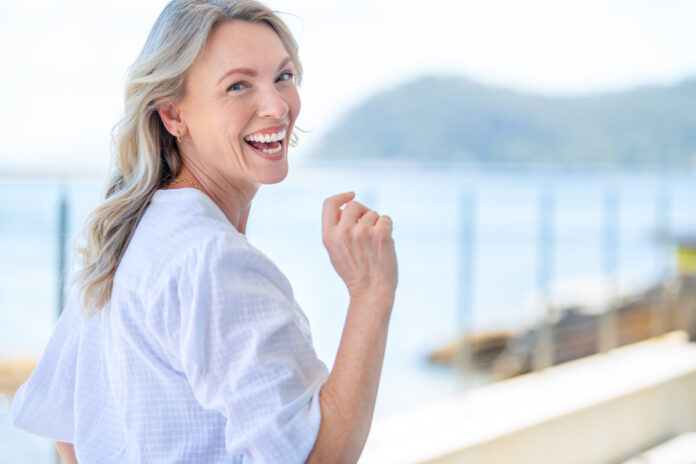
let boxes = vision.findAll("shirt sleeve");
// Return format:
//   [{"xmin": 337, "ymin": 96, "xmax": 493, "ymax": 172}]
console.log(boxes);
[
  {"xmin": 168, "ymin": 231, "xmax": 330, "ymax": 463},
  {"xmin": 11, "ymin": 290, "xmax": 80, "ymax": 443}
]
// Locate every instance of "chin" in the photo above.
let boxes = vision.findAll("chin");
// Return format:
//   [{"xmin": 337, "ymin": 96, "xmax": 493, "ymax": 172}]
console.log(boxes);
[{"xmin": 259, "ymin": 162, "xmax": 289, "ymax": 185}]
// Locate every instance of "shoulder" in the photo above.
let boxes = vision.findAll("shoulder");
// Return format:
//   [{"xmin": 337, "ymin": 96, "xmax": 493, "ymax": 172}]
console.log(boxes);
[
  {"xmin": 176, "ymin": 229, "xmax": 293, "ymax": 302},
  {"xmin": 116, "ymin": 188, "xmax": 294, "ymax": 308},
  {"xmin": 116, "ymin": 189, "xmax": 249, "ymax": 289},
  {"xmin": 137, "ymin": 188, "xmax": 239, "ymax": 256}
]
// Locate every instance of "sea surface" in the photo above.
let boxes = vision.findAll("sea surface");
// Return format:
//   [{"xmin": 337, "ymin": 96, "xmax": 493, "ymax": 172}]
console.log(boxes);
[{"xmin": 2, "ymin": 163, "xmax": 695, "ymax": 462}]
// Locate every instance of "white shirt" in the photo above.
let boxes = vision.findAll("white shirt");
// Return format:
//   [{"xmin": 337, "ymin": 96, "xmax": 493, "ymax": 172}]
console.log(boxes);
[{"xmin": 11, "ymin": 188, "xmax": 330, "ymax": 463}]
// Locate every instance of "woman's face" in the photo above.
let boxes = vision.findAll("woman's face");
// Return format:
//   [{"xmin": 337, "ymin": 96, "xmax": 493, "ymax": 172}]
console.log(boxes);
[{"xmin": 177, "ymin": 20, "xmax": 300, "ymax": 187}]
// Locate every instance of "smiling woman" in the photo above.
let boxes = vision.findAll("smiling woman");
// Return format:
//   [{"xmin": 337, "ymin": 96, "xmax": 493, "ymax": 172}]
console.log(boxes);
[
  {"xmin": 9, "ymin": 1, "xmax": 397, "ymax": 463},
  {"xmin": 158, "ymin": 20, "xmax": 300, "ymax": 197}
]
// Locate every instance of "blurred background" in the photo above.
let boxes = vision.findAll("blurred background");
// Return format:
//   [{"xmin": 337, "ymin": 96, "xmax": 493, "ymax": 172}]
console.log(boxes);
[{"xmin": 2, "ymin": 0, "xmax": 696, "ymax": 462}]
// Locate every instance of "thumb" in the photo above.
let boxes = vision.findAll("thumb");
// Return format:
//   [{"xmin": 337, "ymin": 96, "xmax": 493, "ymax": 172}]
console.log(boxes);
[{"xmin": 322, "ymin": 191, "xmax": 355, "ymax": 227}]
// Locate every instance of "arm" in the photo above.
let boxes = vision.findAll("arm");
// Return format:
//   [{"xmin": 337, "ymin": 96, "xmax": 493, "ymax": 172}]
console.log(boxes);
[
  {"xmin": 55, "ymin": 441, "xmax": 77, "ymax": 464},
  {"xmin": 307, "ymin": 192, "xmax": 398, "ymax": 463}
]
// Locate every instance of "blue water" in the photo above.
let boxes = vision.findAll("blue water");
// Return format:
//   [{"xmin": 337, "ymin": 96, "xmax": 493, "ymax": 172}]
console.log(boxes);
[{"xmin": 2, "ymin": 163, "xmax": 695, "ymax": 462}]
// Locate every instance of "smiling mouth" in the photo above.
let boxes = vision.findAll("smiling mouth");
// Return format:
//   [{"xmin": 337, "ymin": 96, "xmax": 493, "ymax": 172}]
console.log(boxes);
[
  {"xmin": 245, "ymin": 139, "xmax": 283, "ymax": 154},
  {"xmin": 244, "ymin": 128, "xmax": 287, "ymax": 155}
]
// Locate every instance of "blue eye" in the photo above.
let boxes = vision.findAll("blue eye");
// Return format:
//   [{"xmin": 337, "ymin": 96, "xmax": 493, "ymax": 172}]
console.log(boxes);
[
  {"xmin": 276, "ymin": 72, "xmax": 293, "ymax": 83},
  {"xmin": 227, "ymin": 82, "xmax": 246, "ymax": 92}
]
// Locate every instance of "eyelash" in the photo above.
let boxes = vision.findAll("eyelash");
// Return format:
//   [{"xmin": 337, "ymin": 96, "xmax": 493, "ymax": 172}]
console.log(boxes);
[
  {"xmin": 227, "ymin": 82, "xmax": 246, "ymax": 92},
  {"xmin": 276, "ymin": 71, "xmax": 294, "ymax": 83},
  {"xmin": 226, "ymin": 72, "xmax": 294, "ymax": 92}
]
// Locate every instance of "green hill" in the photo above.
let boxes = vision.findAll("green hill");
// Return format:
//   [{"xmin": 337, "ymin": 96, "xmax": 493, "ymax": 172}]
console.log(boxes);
[{"xmin": 311, "ymin": 76, "xmax": 696, "ymax": 166}]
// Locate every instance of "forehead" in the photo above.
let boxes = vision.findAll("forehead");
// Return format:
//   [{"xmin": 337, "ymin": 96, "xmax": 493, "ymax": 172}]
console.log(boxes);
[{"xmin": 195, "ymin": 20, "xmax": 290, "ymax": 76}]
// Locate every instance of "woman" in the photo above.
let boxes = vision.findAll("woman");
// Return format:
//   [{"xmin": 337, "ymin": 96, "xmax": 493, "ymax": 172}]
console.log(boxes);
[{"xmin": 11, "ymin": 1, "xmax": 397, "ymax": 463}]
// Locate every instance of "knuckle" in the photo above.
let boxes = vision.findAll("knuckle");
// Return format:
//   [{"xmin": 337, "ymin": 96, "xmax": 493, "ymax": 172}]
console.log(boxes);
[
  {"xmin": 348, "ymin": 201, "xmax": 365, "ymax": 211},
  {"xmin": 377, "ymin": 228, "xmax": 392, "ymax": 242},
  {"xmin": 350, "ymin": 226, "xmax": 363, "ymax": 239}
]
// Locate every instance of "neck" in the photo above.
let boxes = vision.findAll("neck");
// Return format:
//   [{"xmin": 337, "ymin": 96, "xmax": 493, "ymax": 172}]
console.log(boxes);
[{"xmin": 171, "ymin": 165, "xmax": 258, "ymax": 235}]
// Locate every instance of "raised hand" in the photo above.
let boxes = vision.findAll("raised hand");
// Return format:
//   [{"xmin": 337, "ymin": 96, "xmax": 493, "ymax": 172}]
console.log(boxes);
[{"xmin": 321, "ymin": 192, "xmax": 398, "ymax": 307}]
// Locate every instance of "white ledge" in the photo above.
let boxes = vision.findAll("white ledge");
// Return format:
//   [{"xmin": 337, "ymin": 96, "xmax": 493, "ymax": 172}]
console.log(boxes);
[{"xmin": 361, "ymin": 331, "xmax": 696, "ymax": 464}]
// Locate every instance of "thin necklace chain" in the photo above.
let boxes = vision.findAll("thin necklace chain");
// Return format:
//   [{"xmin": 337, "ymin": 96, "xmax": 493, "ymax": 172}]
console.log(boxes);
[{"xmin": 169, "ymin": 178, "xmax": 203, "ymax": 192}]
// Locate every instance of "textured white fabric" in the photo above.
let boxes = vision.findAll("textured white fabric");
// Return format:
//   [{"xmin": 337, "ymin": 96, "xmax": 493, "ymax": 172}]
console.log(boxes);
[{"xmin": 11, "ymin": 188, "xmax": 330, "ymax": 463}]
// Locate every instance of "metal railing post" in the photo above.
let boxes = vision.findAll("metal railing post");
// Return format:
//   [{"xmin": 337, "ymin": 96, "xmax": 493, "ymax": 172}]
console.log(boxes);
[
  {"xmin": 653, "ymin": 181, "xmax": 670, "ymax": 337},
  {"xmin": 598, "ymin": 188, "xmax": 619, "ymax": 352},
  {"xmin": 57, "ymin": 186, "xmax": 69, "ymax": 317},
  {"xmin": 456, "ymin": 190, "xmax": 476, "ymax": 390},
  {"xmin": 55, "ymin": 185, "xmax": 70, "ymax": 464},
  {"xmin": 533, "ymin": 188, "xmax": 555, "ymax": 371}
]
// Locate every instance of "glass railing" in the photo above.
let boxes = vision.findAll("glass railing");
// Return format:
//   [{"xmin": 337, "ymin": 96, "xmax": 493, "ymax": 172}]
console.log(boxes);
[{"xmin": 2, "ymin": 162, "xmax": 695, "ymax": 463}]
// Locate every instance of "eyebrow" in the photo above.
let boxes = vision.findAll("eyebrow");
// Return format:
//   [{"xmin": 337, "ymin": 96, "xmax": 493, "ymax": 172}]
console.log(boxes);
[{"xmin": 217, "ymin": 57, "xmax": 293, "ymax": 85}]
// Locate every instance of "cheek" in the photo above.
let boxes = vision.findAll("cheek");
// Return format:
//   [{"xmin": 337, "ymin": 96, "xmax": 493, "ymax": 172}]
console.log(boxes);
[
  {"xmin": 184, "ymin": 102, "xmax": 220, "ymax": 144},
  {"xmin": 220, "ymin": 105, "xmax": 253, "ymax": 142},
  {"xmin": 287, "ymin": 88, "xmax": 301, "ymax": 121}
]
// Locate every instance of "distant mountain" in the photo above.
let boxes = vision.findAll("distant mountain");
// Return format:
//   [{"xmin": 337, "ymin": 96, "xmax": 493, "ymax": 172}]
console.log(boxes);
[{"xmin": 311, "ymin": 76, "xmax": 696, "ymax": 166}]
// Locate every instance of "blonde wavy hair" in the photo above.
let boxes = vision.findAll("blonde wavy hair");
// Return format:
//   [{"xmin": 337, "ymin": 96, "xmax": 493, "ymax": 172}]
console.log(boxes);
[{"xmin": 73, "ymin": 0, "xmax": 302, "ymax": 316}]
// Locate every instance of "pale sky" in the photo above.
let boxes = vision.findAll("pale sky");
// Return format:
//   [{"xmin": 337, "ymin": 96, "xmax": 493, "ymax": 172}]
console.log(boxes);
[{"xmin": 1, "ymin": 0, "xmax": 696, "ymax": 168}]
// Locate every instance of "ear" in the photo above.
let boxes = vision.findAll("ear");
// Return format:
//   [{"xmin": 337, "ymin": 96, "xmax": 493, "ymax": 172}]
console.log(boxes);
[{"xmin": 157, "ymin": 101, "xmax": 186, "ymax": 139}]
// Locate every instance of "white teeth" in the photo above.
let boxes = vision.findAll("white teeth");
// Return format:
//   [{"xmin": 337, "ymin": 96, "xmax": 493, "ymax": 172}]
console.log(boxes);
[
  {"xmin": 261, "ymin": 145, "xmax": 283, "ymax": 154},
  {"xmin": 244, "ymin": 128, "xmax": 287, "ymax": 143}
]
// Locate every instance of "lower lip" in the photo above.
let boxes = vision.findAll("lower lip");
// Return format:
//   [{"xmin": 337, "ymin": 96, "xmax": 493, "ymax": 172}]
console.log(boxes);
[{"xmin": 245, "ymin": 140, "xmax": 286, "ymax": 161}]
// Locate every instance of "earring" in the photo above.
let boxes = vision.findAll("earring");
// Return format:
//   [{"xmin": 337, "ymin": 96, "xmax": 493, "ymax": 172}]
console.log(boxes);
[{"xmin": 176, "ymin": 132, "xmax": 182, "ymax": 143}]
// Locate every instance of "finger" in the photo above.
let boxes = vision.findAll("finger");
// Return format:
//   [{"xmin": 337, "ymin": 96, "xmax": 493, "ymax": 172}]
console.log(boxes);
[
  {"xmin": 339, "ymin": 201, "xmax": 370, "ymax": 226},
  {"xmin": 376, "ymin": 215, "xmax": 393, "ymax": 231},
  {"xmin": 358, "ymin": 210, "xmax": 379, "ymax": 227},
  {"xmin": 322, "ymin": 191, "xmax": 355, "ymax": 227}
]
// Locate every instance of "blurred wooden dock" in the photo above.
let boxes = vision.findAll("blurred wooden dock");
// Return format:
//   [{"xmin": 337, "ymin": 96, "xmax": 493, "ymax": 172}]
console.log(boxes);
[
  {"xmin": 0, "ymin": 359, "xmax": 36, "ymax": 396},
  {"xmin": 429, "ymin": 273, "xmax": 696, "ymax": 381}
]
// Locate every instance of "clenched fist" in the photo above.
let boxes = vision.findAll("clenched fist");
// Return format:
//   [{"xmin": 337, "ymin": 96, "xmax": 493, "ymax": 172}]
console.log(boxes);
[{"xmin": 322, "ymin": 192, "xmax": 398, "ymax": 308}]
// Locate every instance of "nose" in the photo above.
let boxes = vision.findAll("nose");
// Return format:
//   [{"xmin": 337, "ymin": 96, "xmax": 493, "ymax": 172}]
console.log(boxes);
[{"xmin": 256, "ymin": 85, "xmax": 289, "ymax": 119}]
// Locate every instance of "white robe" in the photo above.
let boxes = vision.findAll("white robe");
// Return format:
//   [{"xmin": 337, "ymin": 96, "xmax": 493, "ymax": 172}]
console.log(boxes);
[{"xmin": 12, "ymin": 188, "xmax": 329, "ymax": 463}]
